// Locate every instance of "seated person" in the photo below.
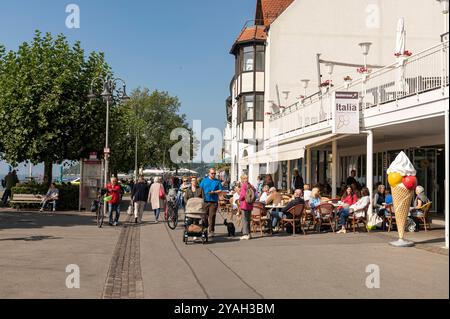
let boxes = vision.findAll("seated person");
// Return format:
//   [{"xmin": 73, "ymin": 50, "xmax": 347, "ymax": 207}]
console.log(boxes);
[
  {"xmin": 341, "ymin": 186, "xmax": 358, "ymax": 206},
  {"xmin": 337, "ymin": 187, "xmax": 371, "ymax": 234},
  {"xmin": 410, "ymin": 186, "xmax": 430, "ymax": 218},
  {"xmin": 303, "ymin": 184, "xmax": 312, "ymax": 202},
  {"xmin": 271, "ymin": 189, "xmax": 304, "ymax": 230},
  {"xmin": 231, "ymin": 186, "xmax": 241, "ymax": 210},
  {"xmin": 265, "ymin": 187, "xmax": 282, "ymax": 206},
  {"xmin": 385, "ymin": 189, "xmax": 393, "ymax": 205},
  {"xmin": 40, "ymin": 183, "xmax": 59, "ymax": 212},
  {"xmin": 258, "ymin": 185, "xmax": 270, "ymax": 204},
  {"xmin": 308, "ymin": 187, "xmax": 322, "ymax": 218},
  {"xmin": 373, "ymin": 184, "xmax": 387, "ymax": 217}
]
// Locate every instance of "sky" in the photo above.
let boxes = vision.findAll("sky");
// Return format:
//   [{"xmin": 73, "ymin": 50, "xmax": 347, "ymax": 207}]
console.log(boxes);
[{"xmin": 0, "ymin": 0, "xmax": 256, "ymax": 177}]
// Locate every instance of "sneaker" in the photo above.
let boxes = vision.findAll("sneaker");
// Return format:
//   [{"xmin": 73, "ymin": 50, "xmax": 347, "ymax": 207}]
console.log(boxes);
[
  {"xmin": 337, "ymin": 228, "xmax": 347, "ymax": 234},
  {"xmin": 240, "ymin": 235, "xmax": 250, "ymax": 240},
  {"xmin": 39, "ymin": 209, "xmax": 43, "ymax": 213},
  {"xmin": 113, "ymin": 222, "xmax": 118, "ymax": 226}
]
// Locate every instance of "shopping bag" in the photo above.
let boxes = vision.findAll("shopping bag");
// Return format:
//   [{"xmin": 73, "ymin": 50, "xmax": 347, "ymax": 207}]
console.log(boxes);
[{"xmin": 127, "ymin": 202, "xmax": 134, "ymax": 215}]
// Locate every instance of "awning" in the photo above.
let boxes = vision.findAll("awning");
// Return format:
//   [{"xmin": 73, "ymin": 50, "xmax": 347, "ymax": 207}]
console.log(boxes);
[
  {"xmin": 267, "ymin": 133, "xmax": 336, "ymax": 162},
  {"xmin": 237, "ymin": 133, "xmax": 339, "ymax": 166}
]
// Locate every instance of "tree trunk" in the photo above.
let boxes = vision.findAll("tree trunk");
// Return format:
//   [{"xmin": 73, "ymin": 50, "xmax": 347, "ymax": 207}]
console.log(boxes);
[{"xmin": 43, "ymin": 161, "xmax": 53, "ymax": 186}]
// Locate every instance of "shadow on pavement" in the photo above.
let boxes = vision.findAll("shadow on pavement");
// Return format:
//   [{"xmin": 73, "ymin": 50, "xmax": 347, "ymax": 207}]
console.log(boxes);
[
  {"xmin": 0, "ymin": 235, "xmax": 63, "ymax": 242},
  {"xmin": 0, "ymin": 210, "xmax": 98, "ymax": 231}
]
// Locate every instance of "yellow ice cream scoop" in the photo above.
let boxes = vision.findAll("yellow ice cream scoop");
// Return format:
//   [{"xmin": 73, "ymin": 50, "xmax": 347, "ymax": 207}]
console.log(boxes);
[{"xmin": 388, "ymin": 172, "xmax": 403, "ymax": 187}]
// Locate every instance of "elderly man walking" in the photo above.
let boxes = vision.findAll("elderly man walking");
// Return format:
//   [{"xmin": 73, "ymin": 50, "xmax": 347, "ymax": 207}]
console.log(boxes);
[
  {"xmin": 200, "ymin": 168, "xmax": 222, "ymax": 238},
  {"xmin": 106, "ymin": 177, "xmax": 122, "ymax": 226},
  {"xmin": 132, "ymin": 176, "xmax": 149, "ymax": 224}
]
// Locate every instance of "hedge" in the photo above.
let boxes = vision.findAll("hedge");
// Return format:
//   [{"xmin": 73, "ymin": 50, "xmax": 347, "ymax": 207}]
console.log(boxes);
[{"xmin": 11, "ymin": 183, "xmax": 79, "ymax": 210}]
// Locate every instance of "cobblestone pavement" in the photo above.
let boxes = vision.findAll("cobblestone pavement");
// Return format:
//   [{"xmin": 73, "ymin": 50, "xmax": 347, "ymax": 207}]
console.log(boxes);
[{"xmin": 102, "ymin": 215, "xmax": 144, "ymax": 299}]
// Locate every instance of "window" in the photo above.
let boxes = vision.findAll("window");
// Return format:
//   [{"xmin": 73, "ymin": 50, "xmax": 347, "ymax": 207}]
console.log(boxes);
[
  {"xmin": 237, "ymin": 93, "xmax": 264, "ymax": 124},
  {"xmin": 242, "ymin": 46, "xmax": 254, "ymax": 72},
  {"xmin": 244, "ymin": 95, "xmax": 254, "ymax": 121},
  {"xmin": 255, "ymin": 45, "xmax": 265, "ymax": 71},
  {"xmin": 255, "ymin": 94, "xmax": 264, "ymax": 121}
]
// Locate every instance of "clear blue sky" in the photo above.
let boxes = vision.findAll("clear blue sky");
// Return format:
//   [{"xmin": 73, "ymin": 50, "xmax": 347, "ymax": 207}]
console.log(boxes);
[{"xmin": 0, "ymin": 0, "xmax": 256, "ymax": 177}]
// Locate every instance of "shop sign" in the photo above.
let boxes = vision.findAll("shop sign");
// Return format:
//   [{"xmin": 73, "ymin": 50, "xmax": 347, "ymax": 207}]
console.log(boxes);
[{"xmin": 332, "ymin": 92, "xmax": 360, "ymax": 134}]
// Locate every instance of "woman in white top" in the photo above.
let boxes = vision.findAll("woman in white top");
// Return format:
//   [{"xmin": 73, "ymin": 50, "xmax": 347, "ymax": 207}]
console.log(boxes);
[
  {"xmin": 337, "ymin": 187, "xmax": 371, "ymax": 234},
  {"xmin": 258, "ymin": 185, "xmax": 270, "ymax": 204},
  {"xmin": 231, "ymin": 186, "xmax": 241, "ymax": 209}
]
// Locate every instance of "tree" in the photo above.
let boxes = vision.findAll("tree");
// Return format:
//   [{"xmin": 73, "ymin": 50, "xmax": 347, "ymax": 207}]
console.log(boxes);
[
  {"xmin": 0, "ymin": 31, "xmax": 112, "ymax": 185},
  {"xmin": 108, "ymin": 88, "xmax": 193, "ymax": 175}
]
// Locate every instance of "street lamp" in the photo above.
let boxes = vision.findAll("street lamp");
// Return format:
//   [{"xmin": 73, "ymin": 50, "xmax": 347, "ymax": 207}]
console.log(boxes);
[
  {"xmin": 301, "ymin": 79, "xmax": 310, "ymax": 100},
  {"xmin": 358, "ymin": 42, "xmax": 372, "ymax": 69},
  {"xmin": 88, "ymin": 75, "xmax": 130, "ymax": 189},
  {"xmin": 436, "ymin": 0, "xmax": 449, "ymax": 34}
]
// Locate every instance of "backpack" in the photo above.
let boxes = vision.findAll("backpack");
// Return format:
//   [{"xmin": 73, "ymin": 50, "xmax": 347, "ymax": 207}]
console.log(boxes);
[{"xmin": 245, "ymin": 184, "xmax": 256, "ymax": 205}]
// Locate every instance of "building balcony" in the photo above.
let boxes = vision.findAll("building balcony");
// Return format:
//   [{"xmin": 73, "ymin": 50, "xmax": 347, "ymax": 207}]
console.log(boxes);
[{"xmin": 268, "ymin": 41, "xmax": 449, "ymax": 144}]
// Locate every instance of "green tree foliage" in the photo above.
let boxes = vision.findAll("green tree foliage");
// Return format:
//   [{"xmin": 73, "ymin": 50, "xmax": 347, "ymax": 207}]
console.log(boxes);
[
  {"xmin": 109, "ymin": 88, "xmax": 193, "ymax": 175},
  {"xmin": 0, "ymin": 31, "xmax": 111, "ymax": 184}
]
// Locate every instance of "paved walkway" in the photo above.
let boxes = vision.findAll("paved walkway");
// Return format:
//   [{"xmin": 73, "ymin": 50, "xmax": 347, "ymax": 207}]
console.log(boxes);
[{"xmin": 0, "ymin": 204, "xmax": 448, "ymax": 299}]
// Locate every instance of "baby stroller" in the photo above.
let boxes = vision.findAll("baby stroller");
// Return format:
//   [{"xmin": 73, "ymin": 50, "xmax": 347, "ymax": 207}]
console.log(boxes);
[{"xmin": 183, "ymin": 198, "xmax": 208, "ymax": 245}]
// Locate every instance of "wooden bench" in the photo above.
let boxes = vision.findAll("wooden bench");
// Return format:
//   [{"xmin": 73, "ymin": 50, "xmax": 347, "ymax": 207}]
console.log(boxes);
[{"xmin": 10, "ymin": 194, "xmax": 44, "ymax": 210}]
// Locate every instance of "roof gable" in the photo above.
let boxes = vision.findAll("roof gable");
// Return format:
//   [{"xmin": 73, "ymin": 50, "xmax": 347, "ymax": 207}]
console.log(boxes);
[{"xmin": 256, "ymin": 0, "xmax": 295, "ymax": 26}]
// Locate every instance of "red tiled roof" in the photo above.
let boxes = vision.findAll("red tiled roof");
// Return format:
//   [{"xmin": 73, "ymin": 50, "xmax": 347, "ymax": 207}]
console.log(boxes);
[
  {"xmin": 257, "ymin": 0, "xmax": 294, "ymax": 26},
  {"xmin": 236, "ymin": 25, "xmax": 267, "ymax": 43},
  {"xmin": 231, "ymin": 25, "xmax": 267, "ymax": 53}
]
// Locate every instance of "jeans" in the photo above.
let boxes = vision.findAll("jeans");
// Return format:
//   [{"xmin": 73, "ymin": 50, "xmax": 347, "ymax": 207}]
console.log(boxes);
[
  {"xmin": 153, "ymin": 208, "xmax": 161, "ymax": 221},
  {"xmin": 271, "ymin": 210, "xmax": 284, "ymax": 228},
  {"xmin": 339, "ymin": 208, "xmax": 350, "ymax": 226},
  {"xmin": 241, "ymin": 210, "xmax": 251, "ymax": 235},
  {"xmin": 109, "ymin": 203, "xmax": 121, "ymax": 224},
  {"xmin": 41, "ymin": 199, "xmax": 57, "ymax": 211}
]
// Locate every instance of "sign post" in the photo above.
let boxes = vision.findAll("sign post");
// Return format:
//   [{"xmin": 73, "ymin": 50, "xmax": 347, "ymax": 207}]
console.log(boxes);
[{"xmin": 332, "ymin": 92, "xmax": 360, "ymax": 134}]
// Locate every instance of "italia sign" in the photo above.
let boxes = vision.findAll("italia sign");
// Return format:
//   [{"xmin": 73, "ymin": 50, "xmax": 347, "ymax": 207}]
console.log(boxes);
[{"xmin": 332, "ymin": 91, "xmax": 360, "ymax": 134}]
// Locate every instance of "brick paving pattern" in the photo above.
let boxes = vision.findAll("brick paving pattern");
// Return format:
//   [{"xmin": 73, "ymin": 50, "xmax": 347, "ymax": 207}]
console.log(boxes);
[{"xmin": 102, "ymin": 215, "xmax": 144, "ymax": 299}]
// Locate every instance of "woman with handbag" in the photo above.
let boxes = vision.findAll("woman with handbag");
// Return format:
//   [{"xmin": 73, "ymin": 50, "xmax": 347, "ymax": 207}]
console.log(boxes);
[{"xmin": 149, "ymin": 176, "xmax": 165, "ymax": 223}]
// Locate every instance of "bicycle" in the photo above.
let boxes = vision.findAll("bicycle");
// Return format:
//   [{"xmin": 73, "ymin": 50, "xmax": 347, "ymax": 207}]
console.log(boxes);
[
  {"xmin": 165, "ymin": 188, "xmax": 183, "ymax": 230},
  {"xmin": 92, "ymin": 189, "xmax": 107, "ymax": 228}
]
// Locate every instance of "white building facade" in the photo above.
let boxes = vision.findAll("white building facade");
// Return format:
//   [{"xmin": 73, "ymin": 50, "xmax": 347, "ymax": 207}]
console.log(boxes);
[{"xmin": 226, "ymin": 0, "xmax": 449, "ymax": 246}]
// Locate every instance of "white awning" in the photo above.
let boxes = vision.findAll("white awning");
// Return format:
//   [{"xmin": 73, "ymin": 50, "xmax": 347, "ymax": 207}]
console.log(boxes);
[
  {"xmin": 238, "ymin": 133, "xmax": 339, "ymax": 165},
  {"xmin": 267, "ymin": 133, "xmax": 336, "ymax": 162}
]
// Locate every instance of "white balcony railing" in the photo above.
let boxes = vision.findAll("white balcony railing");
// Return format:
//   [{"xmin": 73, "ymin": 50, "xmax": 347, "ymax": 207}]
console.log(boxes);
[{"xmin": 269, "ymin": 41, "xmax": 449, "ymax": 137}]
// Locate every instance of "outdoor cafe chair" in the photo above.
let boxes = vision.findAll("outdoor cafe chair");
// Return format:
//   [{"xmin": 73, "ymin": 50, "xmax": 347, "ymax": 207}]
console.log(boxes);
[
  {"xmin": 414, "ymin": 202, "xmax": 433, "ymax": 232},
  {"xmin": 251, "ymin": 202, "xmax": 270, "ymax": 237},
  {"xmin": 316, "ymin": 203, "xmax": 336, "ymax": 233},
  {"xmin": 347, "ymin": 204, "xmax": 370, "ymax": 233},
  {"xmin": 302, "ymin": 200, "xmax": 317, "ymax": 234},
  {"xmin": 280, "ymin": 204, "xmax": 305, "ymax": 235},
  {"xmin": 385, "ymin": 204, "xmax": 396, "ymax": 232}
]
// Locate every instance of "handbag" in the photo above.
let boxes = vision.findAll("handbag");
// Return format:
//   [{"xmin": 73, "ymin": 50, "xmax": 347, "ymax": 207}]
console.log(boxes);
[{"xmin": 159, "ymin": 186, "xmax": 166, "ymax": 199}]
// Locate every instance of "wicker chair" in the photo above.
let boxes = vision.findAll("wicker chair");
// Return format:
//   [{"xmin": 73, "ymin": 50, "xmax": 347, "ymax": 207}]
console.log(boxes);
[
  {"xmin": 385, "ymin": 204, "xmax": 396, "ymax": 232},
  {"xmin": 414, "ymin": 202, "xmax": 433, "ymax": 231},
  {"xmin": 280, "ymin": 204, "xmax": 305, "ymax": 235},
  {"xmin": 347, "ymin": 204, "xmax": 370, "ymax": 232},
  {"xmin": 316, "ymin": 203, "xmax": 336, "ymax": 233},
  {"xmin": 251, "ymin": 202, "xmax": 271, "ymax": 237}
]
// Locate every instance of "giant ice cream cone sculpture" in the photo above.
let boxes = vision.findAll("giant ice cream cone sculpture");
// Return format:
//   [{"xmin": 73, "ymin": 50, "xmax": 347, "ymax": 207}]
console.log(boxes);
[{"xmin": 387, "ymin": 151, "xmax": 417, "ymax": 247}]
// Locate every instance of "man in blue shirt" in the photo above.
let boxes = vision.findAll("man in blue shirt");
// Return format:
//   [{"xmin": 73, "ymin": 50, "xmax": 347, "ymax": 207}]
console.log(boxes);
[{"xmin": 200, "ymin": 168, "xmax": 222, "ymax": 238}]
